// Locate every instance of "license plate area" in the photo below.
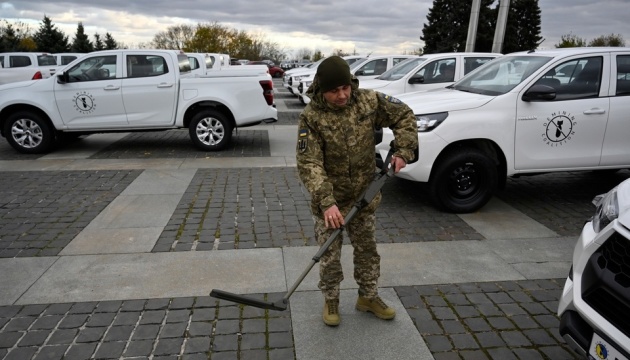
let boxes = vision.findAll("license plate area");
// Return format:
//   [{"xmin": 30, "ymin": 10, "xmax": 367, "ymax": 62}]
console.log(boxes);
[{"xmin": 589, "ymin": 332, "xmax": 628, "ymax": 360}]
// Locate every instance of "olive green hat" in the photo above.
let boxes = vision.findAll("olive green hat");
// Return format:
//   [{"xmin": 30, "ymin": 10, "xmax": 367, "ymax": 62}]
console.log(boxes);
[{"xmin": 316, "ymin": 56, "xmax": 352, "ymax": 93}]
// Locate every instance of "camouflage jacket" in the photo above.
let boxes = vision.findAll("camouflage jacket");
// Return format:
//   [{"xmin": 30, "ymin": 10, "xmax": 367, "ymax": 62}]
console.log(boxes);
[{"xmin": 296, "ymin": 76, "xmax": 418, "ymax": 216}]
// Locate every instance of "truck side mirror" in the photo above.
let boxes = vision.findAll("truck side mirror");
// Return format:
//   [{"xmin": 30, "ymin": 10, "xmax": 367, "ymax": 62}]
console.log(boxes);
[
  {"xmin": 57, "ymin": 72, "xmax": 69, "ymax": 84},
  {"xmin": 522, "ymin": 84, "xmax": 556, "ymax": 101},
  {"xmin": 355, "ymin": 70, "xmax": 365, "ymax": 76},
  {"xmin": 408, "ymin": 75, "xmax": 425, "ymax": 84}
]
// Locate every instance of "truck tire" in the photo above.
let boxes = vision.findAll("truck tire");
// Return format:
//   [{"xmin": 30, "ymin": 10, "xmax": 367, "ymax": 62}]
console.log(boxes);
[
  {"xmin": 428, "ymin": 148, "xmax": 497, "ymax": 213},
  {"xmin": 189, "ymin": 109, "xmax": 233, "ymax": 151},
  {"xmin": 4, "ymin": 111, "xmax": 55, "ymax": 154}
]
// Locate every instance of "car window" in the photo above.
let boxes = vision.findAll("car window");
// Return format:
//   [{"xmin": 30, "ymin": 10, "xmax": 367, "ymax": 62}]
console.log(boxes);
[
  {"xmin": 127, "ymin": 54, "xmax": 170, "ymax": 78},
  {"xmin": 356, "ymin": 58, "xmax": 388, "ymax": 76},
  {"xmin": 188, "ymin": 57, "xmax": 200, "ymax": 70},
  {"xmin": 67, "ymin": 55, "xmax": 117, "ymax": 82},
  {"xmin": 393, "ymin": 57, "xmax": 411, "ymax": 67},
  {"xmin": 378, "ymin": 57, "xmax": 426, "ymax": 81},
  {"xmin": 616, "ymin": 55, "xmax": 630, "ymax": 96},
  {"xmin": 37, "ymin": 55, "xmax": 56, "ymax": 66},
  {"xmin": 60, "ymin": 56, "xmax": 77, "ymax": 65},
  {"xmin": 538, "ymin": 57, "xmax": 603, "ymax": 100},
  {"xmin": 9, "ymin": 56, "xmax": 31, "ymax": 67},
  {"xmin": 463, "ymin": 57, "xmax": 495, "ymax": 75},
  {"xmin": 454, "ymin": 55, "xmax": 552, "ymax": 96},
  {"xmin": 420, "ymin": 58, "xmax": 456, "ymax": 84}
]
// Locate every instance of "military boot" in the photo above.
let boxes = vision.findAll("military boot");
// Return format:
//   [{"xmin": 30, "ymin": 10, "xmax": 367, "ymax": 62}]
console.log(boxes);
[
  {"xmin": 356, "ymin": 296, "xmax": 396, "ymax": 320},
  {"xmin": 323, "ymin": 299, "xmax": 340, "ymax": 326}
]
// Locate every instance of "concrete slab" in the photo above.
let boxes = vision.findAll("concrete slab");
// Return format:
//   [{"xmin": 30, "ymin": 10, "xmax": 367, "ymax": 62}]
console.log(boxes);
[
  {"xmin": 291, "ymin": 288, "xmax": 433, "ymax": 360},
  {"xmin": 85, "ymin": 194, "xmax": 182, "ymax": 229},
  {"xmin": 59, "ymin": 227, "xmax": 164, "ymax": 255},
  {"xmin": 282, "ymin": 241, "xmax": 527, "ymax": 291},
  {"xmin": 485, "ymin": 237, "xmax": 576, "ymax": 279},
  {"xmin": 458, "ymin": 197, "xmax": 557, "ymax": 239},
  {"xmin": 39, "ymin": 133, "xmax": 130, "ymax": 160},
  {"xmin": 16, "ymin": 249, "xmax": 287, "ymax": 304},
  {"xmin": 0, "ymin": 257, "xmax": 58, "ymax": 305},
  {"xmin": 60, "ymin": 158, "xmax": 185, "ymax": 170},
  {"xmin": 120, "ymin": 169, "xmax": 196, "ymax": 195},
  {"xmin": 180, "ymin": 157, "xmax": 292, "ymax": 169}
]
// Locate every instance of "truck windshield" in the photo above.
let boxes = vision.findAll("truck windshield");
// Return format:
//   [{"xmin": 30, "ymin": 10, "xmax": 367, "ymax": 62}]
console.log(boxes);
[
  {"xmin": 451, "ymin": 55, "xmax": 552, "ymax": 96},
  {"xmin": 378, "ymin": 57, "xmax": 426, "ymax": 81}
]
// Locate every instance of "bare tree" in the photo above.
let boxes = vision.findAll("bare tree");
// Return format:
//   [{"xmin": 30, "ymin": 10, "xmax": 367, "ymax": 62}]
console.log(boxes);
[{"xmin": 152, "ymin": 24, "xmax": 195, "ymax": 49}]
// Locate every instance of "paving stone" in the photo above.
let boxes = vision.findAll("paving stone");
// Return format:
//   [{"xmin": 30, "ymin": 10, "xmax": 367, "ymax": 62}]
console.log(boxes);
[
  {"xmin": 269, "ymin": 348, "xmax": 295, "ymax": 360},
  {"xmin": 33, "ymin": 345, "xmax": 68, "ymax": 360},
  {"xmin": 63, "ymin": 343, "xmax": 97, "ymax": 360},
  {"xmin": 486, "ymin": 347, "xmax": 518, "ymax": 360},
  {"xmin": 425, "ymin": 335, "xmax": 453, "ymax": 352},
  {"xmin": 212, "ymin": 334, "xmax": 239, "ymax": 352},
  {"xmin": 450, "ymin": 333, "xmax": 478, "ymax": 349},
  {"xmin": 475, "ymin": 331, "xmax": 506, "ymax": 348},
  {"xmin": 104, "ymin": 325, "xmax": 134, "ymax": 342},
  {"xmin": 160, "ymin": 322, "xmax": 187, "ymax": 338},
  {"xmin": 460, "ymin": 349, "xmax": 491, "ymax": 359},
  {"xmin": 240, "ymin": 333, "xmax": 266, "ymax": 350},
  {"xmin": 184, "ymin": 337, "xmax": 210, "ymax": 354},
  {"xmin": 94, "ymin": 341, "xmax": 126, "ymax": 359},
  {"xmin": 4, "ymin": 347, "xmax": 37, "ymax": 360},
  {"xmin": 124, "ymin": 340, "xmax": 154, "ymax": 357},
  {"xmin": 18, "ymin": 330, "xmax": 49, "ymax": 346}
]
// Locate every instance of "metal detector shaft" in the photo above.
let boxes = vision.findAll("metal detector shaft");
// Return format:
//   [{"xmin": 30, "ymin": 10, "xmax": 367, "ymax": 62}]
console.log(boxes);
[{"xmin": 210, "ymin": 147, "xmax": 396, "ymax": 311}]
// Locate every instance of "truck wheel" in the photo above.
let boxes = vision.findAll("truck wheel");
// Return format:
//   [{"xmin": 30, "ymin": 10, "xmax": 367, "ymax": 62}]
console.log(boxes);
[
  {"xmin": 428, "ymin": 148, "xmax": 497, "ymax": 213},
  {"xmin": 4, "ymin": 111, "xmax": 55, "ymax": 154},
  {"xmin": 189, "ymin": 109, "xmax": 233, "ymax": 151}
]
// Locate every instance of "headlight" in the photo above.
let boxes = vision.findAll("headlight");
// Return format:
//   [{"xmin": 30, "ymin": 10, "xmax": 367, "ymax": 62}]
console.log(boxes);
[
  {"xmin": 294, "ymin": 75, "xmax": 307, "ymax": 82},
  {"xmin": 592, "ymin": 186, "xmax": 619, "ymax": 233},
  {"xmin": 416, "ymin": 112, "xmax": 448, "ymax": 132}
]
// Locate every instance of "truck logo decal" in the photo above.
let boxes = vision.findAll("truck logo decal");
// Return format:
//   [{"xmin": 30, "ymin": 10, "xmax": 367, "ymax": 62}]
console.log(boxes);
[
  {"xmin": 542, "ymin": 111, "xmax": 575, "ymax": 147},
  {"xmin": 73, "ymin": 91, "xmax": 96, "ymax": 114}
]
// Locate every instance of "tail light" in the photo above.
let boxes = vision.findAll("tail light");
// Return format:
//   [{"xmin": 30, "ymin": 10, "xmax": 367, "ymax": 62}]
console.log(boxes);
[
  {"xmin": 32, "ymin": 71, "xmax": 43, "ymax": 80},
  {"xmin": 259, "ymin": 80, "xmax": 274, "ymax": 106}
]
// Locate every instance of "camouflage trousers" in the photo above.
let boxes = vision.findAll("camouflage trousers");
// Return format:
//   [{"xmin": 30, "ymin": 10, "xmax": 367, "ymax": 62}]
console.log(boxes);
[{"xmin": 313, "ymin": 210, "xmax": 380, "ymax": 301}]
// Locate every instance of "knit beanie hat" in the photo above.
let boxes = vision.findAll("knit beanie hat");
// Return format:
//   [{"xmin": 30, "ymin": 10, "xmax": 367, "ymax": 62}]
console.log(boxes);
[{"xmin": 316, "ymin": 56, "xmax": 352, "ymax": 93}]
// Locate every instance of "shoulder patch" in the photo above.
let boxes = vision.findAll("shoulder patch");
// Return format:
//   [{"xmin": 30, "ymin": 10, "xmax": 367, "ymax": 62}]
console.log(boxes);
[
  {"xmin": 378, "ymin": 92, "xmax": 402, "ymax": 104},
  {"xmin": 298, "ymin": 128, "xmax": 308, "ymax": 152},
  {"xmin": 299, "ymin": 128, "xmax": 308, "ymax": 137}
]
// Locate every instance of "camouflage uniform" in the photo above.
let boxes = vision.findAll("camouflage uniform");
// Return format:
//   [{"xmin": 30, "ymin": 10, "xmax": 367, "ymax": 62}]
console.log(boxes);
[{"xmin": 296, "ymin": 75, "xmax": 418, "ymax": 301}]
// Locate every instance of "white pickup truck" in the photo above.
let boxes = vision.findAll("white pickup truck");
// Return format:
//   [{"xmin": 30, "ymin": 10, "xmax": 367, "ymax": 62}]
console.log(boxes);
[
  {"xmin": 376, "ymin": 47, "xmax": 630, "ymax": 213},
  {"xmin": 0, "ymin": 52, "xmax": 59, "ymax": 85},
  {"xmin": 0, "ymin": 49, "xmax": 277, "ymax": 154},
  {"xmin": 187, "ymin": 53, "xmax": 270, "ymax": 77},
  {"xmin": 359, "ymin": 52, "xmax": 501, "ymax": 95}
]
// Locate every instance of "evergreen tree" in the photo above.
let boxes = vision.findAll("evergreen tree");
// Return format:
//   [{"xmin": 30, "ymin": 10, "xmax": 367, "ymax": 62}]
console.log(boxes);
[
  {"xmin": 104, "ymin": 32, "xmax": 118, "ymax": 50},
  {"xmin": 33, "ymin": 15, "xmax": 70, "ymax": 52},
  {"xmin": 1, "ymin": 23, "xmax": 20, "ymax": 51},
  {"xmin": 421, "ymin": 0, "xmax": 495, "ymax": 53},
  {"xmin": 502, "ymin": 0, "xmax": 543, "ymax": 53},
  {"xmin": 93, "ymin": 33, "xmax": 104, "ymax": 51},
  {"xmin": 71, "ymin": 22, "xmax": 94, "ymax": 52}
]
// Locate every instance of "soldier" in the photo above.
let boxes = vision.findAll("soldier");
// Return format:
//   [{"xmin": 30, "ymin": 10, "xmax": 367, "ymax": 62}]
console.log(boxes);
[{"xmin": 296, "ymin": 56, "xmax": 418, "ymax": 326}]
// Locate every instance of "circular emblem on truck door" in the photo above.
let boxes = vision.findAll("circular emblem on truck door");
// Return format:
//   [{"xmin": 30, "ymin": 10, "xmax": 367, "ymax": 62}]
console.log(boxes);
[
  {"xmin": 542, "ymin": 111, "xmax": 575, "ymax": 147},
  {"xmin": 73, "ymin": 91, "xmax": 96, "ymax": 114}
]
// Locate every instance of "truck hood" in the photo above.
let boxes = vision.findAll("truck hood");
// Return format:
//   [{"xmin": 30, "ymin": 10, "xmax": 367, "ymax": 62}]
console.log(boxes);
[
  {"xmin": 359, "ymin": 79, "xmax": 390, "ymax": 90},
  {"xmin": 396, "ymin": 88, "xmax": 495, "ymax": 114},
  {"xmin": 0, "ymin": 79, "xmax": 39, "ymax": 91}
]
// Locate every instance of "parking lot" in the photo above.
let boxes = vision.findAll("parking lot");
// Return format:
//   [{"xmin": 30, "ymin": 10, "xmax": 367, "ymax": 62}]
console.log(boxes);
[{"xmin": 0, "ymin": 78, "xmax": 628, "ymax": 359}]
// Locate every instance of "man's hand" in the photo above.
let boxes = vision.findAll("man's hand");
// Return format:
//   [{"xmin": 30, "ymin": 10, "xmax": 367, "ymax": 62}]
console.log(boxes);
[
  {"xmin": 324, "ymin": 205, "xmax": 344, "ymax": 229},
  {"xmin": 391, "ymin": 155, "xmax": 407, "ymax": 174}
]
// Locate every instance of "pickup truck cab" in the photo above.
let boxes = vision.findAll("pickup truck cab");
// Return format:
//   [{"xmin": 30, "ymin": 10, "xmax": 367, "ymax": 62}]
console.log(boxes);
[
  {"xmin": 376, "ymin": 47, "xmax": 630, "ymax": 213},
  {"xmin": 0, "ymin": 52, "xmax": 58, "ymax": 85},
  {"xmin": 297, "ymin": 54, "xmax": 417, "ymax": 104},
  {"xmin": 0, "ymin": 49, "xmax": 277, "ymax": 154},
  {"xmin": 53, "ymin": 53, "xmax": 85, "ymax": 67},
  {"xmin": 359, "ymin": 52, "xmax": 500, "ymax": 96}
]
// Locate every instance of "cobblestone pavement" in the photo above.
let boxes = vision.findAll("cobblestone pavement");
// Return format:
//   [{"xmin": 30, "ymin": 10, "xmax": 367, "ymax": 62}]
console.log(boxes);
[
  {"xmin": 0, "ymin": 279, "xmax": 578, "ymax": 360},
  {"xmin": 0, "ymin": 171, "xmax": 142, "ymax": 258}
]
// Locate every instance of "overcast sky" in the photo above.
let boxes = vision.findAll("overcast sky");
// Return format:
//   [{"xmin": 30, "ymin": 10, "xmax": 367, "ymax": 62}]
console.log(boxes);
[{"xmin": 1, "ymin": 0, "xmax": 629, "ymax": 57}]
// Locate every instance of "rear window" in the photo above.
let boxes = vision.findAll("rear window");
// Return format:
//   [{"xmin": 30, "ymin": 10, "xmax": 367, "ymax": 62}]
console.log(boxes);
[
  {"xmin": 59, "ymin": 56, "xmax": 78, "ymax": 65},
  {"xmin": 37, "ymin": 55, "xmax": 57, "ymax": 66}
]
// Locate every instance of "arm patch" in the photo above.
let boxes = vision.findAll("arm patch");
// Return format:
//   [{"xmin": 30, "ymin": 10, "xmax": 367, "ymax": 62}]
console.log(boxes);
[{"xmin": 379, "ymin": 92, "xmax": 402, "ymax": 104}]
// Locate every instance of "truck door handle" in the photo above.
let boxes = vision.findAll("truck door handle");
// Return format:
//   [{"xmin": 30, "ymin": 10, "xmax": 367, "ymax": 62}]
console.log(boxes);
[
  {"xmin": 157, "ymin": 83, "xmax": 174, "ymax": 88},
  {"xmin": 104, "ymin": 85, "xmax": 120, "ymax": 90},
  {"xmin": 583, "ymin": 108, "xmax": 606, "ymax": 115}
]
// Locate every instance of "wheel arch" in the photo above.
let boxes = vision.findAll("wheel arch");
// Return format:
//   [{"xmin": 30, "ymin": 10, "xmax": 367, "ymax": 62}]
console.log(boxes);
[
  {"xmin": 0, "ymin": 104, "xmax": 54, "ymax": 138},
  {"xmin": 430, "ymin": 138, "xmax": 508, "ymax": 188},
  {"xmin": 183, "ymin": 101, "xmax": 235, "ymax": 130}
]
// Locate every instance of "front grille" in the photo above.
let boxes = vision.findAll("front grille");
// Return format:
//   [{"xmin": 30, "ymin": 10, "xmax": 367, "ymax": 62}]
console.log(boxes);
[{"xmin": 582, "ymin": 232, "xmax": 630, "ymax": 338}]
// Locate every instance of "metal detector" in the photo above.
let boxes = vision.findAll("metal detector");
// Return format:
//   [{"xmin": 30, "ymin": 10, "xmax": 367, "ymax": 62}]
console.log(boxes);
[{"xmin": 210, "ymin": 146, "xmax": 397, "ymax": 311}]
